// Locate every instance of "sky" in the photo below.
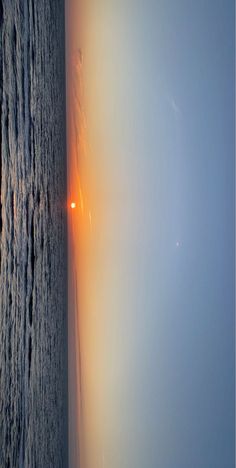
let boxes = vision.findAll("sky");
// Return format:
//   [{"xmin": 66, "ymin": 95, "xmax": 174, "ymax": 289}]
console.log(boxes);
[{"xmin": 67, "ymin": 1, "xmax": 235, "ymax": 467}]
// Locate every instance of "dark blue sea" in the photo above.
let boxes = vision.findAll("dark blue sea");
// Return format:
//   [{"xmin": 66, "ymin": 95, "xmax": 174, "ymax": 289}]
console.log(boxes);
[{"xmin": 0, "ymin": 1, "xmax": 68, "ymax": 466}]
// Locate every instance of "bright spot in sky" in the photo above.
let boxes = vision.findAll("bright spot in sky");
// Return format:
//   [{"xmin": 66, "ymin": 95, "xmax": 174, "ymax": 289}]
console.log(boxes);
[
  {"xmin": 71, "ymin": 202, "xmax": 76, "ymax": 209},
  {"xmin": 176, "ymin": 241, "xmax": 180, "ymax": 247}
]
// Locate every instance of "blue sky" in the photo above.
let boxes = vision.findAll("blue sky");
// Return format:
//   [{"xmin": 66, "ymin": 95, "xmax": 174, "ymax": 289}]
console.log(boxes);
[{"xmin": 68, "ymin": 1, "xmax": 235, "ymax": 466}]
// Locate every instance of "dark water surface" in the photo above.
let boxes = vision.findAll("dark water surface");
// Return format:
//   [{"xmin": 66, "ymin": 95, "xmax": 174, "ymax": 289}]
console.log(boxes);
[{"xmin": 0, "ymin": 1, "xmax": 68, "ymax": 466}]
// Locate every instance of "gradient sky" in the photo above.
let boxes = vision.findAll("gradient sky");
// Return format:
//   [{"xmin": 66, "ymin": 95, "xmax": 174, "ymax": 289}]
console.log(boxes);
[{"xmin": 67, "ymin": 1, "xmax": 235, "ymax": 467}]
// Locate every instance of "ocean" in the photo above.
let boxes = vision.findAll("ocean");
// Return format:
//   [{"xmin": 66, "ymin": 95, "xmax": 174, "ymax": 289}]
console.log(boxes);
[{"xmin": 0, "ymin": 1, "xmax": 68, "ymax": 466}]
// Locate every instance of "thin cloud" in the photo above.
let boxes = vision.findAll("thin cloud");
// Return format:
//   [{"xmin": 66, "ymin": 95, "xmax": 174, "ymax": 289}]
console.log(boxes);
[{"xmin": 167, "ymin": 95, "xmax": 182, "ymax": 117}]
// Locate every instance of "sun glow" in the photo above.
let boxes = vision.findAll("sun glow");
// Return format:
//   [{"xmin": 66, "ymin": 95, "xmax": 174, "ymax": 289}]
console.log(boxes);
[{"xmin": 71, "ymin": 202, "xmax": 76, "ymax": 209}]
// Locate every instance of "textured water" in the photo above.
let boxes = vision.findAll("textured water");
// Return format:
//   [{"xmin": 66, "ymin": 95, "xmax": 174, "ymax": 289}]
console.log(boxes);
[{"xmin": 0, "ymin": 1, "xmax": 68, "ymax": 466}]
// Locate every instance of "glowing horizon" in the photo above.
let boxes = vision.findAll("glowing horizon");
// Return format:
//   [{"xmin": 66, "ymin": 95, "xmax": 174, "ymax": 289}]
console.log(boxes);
[{"xmin": 66, "ymin": 1, "xmax": 235, "ymax": 467}]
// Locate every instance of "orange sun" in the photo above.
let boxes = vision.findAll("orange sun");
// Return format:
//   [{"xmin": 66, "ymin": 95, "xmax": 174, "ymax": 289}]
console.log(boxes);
[{"xmin": 71, "ymin": 202, "xmax": 76, "ymax": 209}]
